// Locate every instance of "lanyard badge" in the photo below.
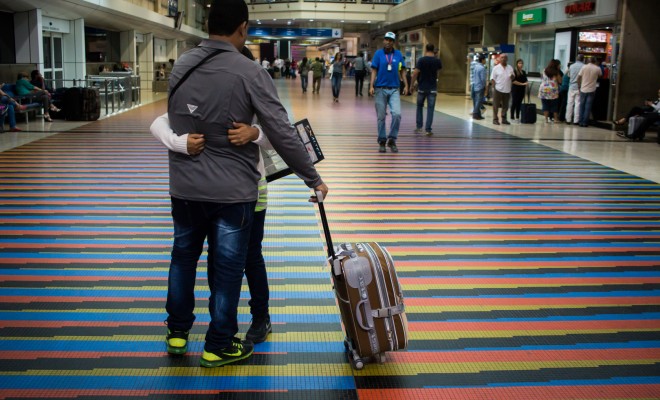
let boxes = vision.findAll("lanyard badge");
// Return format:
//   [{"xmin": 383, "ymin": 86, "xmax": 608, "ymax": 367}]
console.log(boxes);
[{"xmin": 386, "ymin": 53, "xmax": 393, "ymax": 71}]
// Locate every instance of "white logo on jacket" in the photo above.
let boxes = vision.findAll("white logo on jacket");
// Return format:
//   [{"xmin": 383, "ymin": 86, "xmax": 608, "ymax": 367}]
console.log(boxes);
[{"xmin": 187, "ymin": 104, "xmax": 198, "ymax": 113}]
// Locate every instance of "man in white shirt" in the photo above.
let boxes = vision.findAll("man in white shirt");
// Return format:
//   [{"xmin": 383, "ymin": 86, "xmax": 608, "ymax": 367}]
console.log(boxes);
[
  {"xmin": 565, "ymin": 54, "xmax": 584, "ymax": 125},
  {"xmin": 489, "ymin": 54, "xmax": 515, "ymax": 125},
  {"xmin": 577, "ymin": 57, "xmax": 602, "ymax": 127}
]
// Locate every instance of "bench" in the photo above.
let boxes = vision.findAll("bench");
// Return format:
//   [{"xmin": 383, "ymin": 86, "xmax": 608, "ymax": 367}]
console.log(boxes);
[{"xmin": 1, "ymin": 84, "xmax": 42, "ymax": 123}]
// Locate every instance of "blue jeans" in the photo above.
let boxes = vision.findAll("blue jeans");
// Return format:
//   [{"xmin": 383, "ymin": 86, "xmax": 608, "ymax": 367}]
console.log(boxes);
[
  {"xmin": 471, "ymin": 87, "xmax": 484, "ymax": 117},
  {"xmin": 166, "ymin": 197, "xmax": 255, "ymax": 353},
  {"xmin": 579, "ymin": 91, "xmax": 595, "ymax": 126},
  {"xmin": 331, "ymin": 74, "xmax": 343, "ymax": 98},
  {"xmin": 208, "ymin": 209, "xmax": 269, "ymax": 318},
  {"xmin": 375, "ymin": 87, "xmax": 401, "ymax": 143},
  {"xmin": 0, "ymin": 96, "xmax": 16, "ymax": 130},
  {"xmin": 416, "ymin": 90, "xmax": 437, "ymax": 132},
  {"xmin": 300, "ymin": 75, "xmax": 308, "ymax": 92}
]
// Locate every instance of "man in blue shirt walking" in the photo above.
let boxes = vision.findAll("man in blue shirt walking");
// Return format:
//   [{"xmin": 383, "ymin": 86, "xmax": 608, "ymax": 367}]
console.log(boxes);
[
  {"xmin": 471, "ymin": 55, "xmax": 487, "ymax": 120},
  {"xmin": 369, "ymin": 32, "xmax": 409, "ymax": 153}
]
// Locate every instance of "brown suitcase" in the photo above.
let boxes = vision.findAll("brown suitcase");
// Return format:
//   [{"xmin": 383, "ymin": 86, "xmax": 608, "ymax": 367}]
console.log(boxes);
[{"xmin": 316, "ymin": 193, "xmax": 408, "ymax": 369}]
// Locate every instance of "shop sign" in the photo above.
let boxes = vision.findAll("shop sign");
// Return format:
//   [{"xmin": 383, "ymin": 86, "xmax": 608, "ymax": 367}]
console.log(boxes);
[
  {"xmin": 565, "ymin": 1, "xmax": 596, "ymax": 16},
  {"xmin": 398, "ymin": 29, "xmax": 422, "ymax": 45},
  {"xmin": 516, "ymin": 8, "xmax": 547, "ymax": 25}
]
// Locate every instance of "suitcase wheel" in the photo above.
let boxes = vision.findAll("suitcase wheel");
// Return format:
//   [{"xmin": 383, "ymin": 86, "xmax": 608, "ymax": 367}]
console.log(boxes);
[
  {"xmin": 353, "ymin": 359, "xmax": 364, "ymax": 370},
  {"xmin": 376, "ymin": 353, "xmax": 386, "ymax": 364}
]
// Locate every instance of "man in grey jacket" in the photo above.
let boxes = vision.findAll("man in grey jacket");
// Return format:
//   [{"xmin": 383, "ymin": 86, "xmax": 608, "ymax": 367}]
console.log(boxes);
[{"xmin": 164, "ymin": 0, "xmax": 328, "ymax": 368}]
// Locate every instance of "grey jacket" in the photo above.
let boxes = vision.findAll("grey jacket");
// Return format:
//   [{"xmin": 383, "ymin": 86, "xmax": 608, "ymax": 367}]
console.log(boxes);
[{"xmin": 168, "ymin": 39, "xmax": 323, "ymax": 202}]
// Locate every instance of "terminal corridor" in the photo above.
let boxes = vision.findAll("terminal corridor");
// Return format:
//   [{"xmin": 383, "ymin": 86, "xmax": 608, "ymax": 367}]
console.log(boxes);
[{"xmin": 0, "ymin": 79, "xmax": 659, "ymax": 400}]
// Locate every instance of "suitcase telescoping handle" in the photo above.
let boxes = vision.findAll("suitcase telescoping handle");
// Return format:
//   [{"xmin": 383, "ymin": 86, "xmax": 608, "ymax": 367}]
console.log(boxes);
[{"xmin": 315, "ymin": 191, "xmax": 336, "ymax": 260}]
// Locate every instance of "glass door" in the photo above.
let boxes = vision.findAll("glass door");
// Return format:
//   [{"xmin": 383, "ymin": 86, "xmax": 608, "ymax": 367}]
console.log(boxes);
[{"xmin": 42, "ymin": 32, "xmax": 63, "ymax": 89}]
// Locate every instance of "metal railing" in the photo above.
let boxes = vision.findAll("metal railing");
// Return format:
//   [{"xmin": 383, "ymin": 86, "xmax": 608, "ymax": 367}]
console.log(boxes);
[{"xmin": 42, "ymin": 76, "xmax": 141, "ymax": 116}]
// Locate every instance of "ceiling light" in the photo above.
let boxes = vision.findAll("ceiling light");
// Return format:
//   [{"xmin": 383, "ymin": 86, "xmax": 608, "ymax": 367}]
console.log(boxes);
[
  {"xmin": 367, "ymin": 21, "xmax": 371, "ymax": 23},
  {"xmin": 309, "ymin": 19, "xmax": 314, "ymax": 22},
  {"xmin": 273, "ymin": 19, "xmax": 277, "ymax": 21}
]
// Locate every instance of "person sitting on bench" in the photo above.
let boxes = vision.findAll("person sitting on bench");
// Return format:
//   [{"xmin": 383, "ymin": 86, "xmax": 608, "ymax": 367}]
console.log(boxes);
[
  {"xmin": 615, "ymin": 88, "xmax": 660, "ymax": 140},
  {"xmin": 16, "ymin": 72, "xmax": 54, "ymax": 122}
]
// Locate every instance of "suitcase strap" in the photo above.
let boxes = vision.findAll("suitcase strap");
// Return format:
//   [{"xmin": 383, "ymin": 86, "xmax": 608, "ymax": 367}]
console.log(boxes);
[{"xmin": 372, "ymin": 303, "xmax": 405, "ymax": 319}]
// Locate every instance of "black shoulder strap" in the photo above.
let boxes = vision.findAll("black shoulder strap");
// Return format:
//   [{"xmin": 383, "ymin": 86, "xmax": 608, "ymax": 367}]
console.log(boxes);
[{"xmin": 168, "ymin": 48, "xmax": 227, "ymax": 103}]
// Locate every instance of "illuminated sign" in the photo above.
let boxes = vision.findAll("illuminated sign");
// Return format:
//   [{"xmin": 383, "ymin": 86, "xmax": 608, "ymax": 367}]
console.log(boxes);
[
  {"xmin": 516, "ymin": 8, "xmax": 546, "ymax": 25},
  {"xmin": 565, "ymin": 1, "xmax": 596, "ymax": 15}
]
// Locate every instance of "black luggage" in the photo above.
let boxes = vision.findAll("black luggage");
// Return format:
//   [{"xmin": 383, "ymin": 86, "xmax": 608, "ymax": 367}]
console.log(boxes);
[
  {"xmin": 64, "ymin": 87, "xmax": 100, "ymax": 121},
  {"xmin": 315, "ymin": 192, "xmax": 408, "ymax": 370},
  {"xmin": 521, "ymin": 83, "xmax": 537, "ymax": 124}
]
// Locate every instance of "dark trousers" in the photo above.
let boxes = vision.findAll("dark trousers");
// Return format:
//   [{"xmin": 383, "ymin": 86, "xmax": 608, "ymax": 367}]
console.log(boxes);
[
  {"xmin": 492, "ymin": 90, "xmax": 510, "ymax": 122},
  {"xmin": 355, "ymin": 70, "xmax": 366, "ymax": 95},
  {"xmin": 558, "ymin": 90, "xmax": 568, "ymax": 121},
  {"xmin": 510, "ymin": 87, "xmax": 525, "ymax": 119}
]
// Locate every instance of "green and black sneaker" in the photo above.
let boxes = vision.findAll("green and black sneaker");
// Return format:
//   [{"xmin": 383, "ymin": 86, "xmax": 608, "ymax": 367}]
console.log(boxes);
[
  {"xmin": 166, "ymin": 329, "xmax": 189, "ymax": 355},
  {"xmin": 200, "ymin": 337, "xmax": 254, "ymax": 368}
]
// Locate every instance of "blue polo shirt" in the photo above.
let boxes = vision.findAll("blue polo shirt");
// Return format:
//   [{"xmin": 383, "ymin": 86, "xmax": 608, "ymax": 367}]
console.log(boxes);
[{"xmin": 371, "ymin": 48, "xmax": 403, "ymax": 88}]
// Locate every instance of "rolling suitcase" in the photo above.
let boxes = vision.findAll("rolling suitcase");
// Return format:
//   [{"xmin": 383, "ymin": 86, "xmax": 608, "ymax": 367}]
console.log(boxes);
[
  {"xmin": 63, "ymin": 87, "xmax": 100, "ymax": 121},
  {"xmin": 520, "ymin": 83, "xmax": 537, "ymax": 124},
  {"xmin": 315, "ymin": 192, "xmax": 408, "ymax": 369}
]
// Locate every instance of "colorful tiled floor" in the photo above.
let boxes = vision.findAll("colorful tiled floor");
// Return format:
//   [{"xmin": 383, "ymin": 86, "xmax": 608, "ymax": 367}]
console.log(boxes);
[{"xmin": 0, "ymin": 80, "xmax": 658, "ymax": 399}]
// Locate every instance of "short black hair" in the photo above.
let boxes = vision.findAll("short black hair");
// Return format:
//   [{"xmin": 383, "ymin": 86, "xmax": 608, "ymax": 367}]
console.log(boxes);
[
  {"xmin": 425, "ymin": 44, "xmax": 434, "ymax": 52},
  {"xmin": 478, "ymin": 55, "xmax": 486, "ymax": 62},
  {"xmin": 241, "ymin": 46, "xmax": 255, "ymax": 61},
  {"xmin": 207, "ymin": 0, "xmax": 249, "ymax": 36}
]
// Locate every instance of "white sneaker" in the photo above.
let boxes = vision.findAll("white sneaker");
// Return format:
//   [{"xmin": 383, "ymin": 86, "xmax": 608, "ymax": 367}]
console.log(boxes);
[{"xmin": 414, "ymin": 128, "xmax": 423, "ymax": 134}]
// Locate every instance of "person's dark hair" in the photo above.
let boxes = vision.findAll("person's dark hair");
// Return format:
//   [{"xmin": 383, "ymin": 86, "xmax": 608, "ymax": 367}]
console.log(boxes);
[
  {"xmin": 425, "ymin": 44, "xmax": 434, "ymax": 52},
  {"xmin": 30, "ymin": 70, "xmax": 40, "ymax": 81},
  {"xmin": 302, "ymin": 57, "xmax": 308, "ymax": 67},
  {"xmin": 576, "ymin": 54, "xmax": 584, "ymax": 62},
  {"xmin": 591, "ymin": 57, "xmax": 600, "ymax": 64},
  {"xmin": 240, "ymin": 46, "xmax": 255, "ymax": 61},
  {"xmin": 17, "ymin": 72, "xmax": 28, "ymax": 80},
  {"xmin": 315, "ymin": 57, "xmax": 320, "ymax": 61},
  {"xmin": 478, "ymin": 55, "xmax": 486, "ymax": 62},
  {"xmin": 98, "ymin": 65, "xmax": 105, "ymax": 73},
  {"xmin": 207, "ymin": 0, "xmax": 249, "ymax": 36},
  {"xmin": 335, "ymin": 52, "xmax": 342, "ymax": 61},
  {"xmin": 544, "ymin": 59, "xmax": 561, "ymax": 78}
]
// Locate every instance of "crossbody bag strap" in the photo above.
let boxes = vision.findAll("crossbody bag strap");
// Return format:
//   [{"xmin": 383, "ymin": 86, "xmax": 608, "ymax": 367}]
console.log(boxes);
[{"xmin": 168, "ymin": 48, "xmax": 226, "ymax": 103}]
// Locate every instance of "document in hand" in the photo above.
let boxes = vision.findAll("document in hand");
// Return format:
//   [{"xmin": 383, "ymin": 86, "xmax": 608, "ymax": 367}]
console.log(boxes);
[{"xmin": 263, "ymin": 118, "xmax": 325, "ymax": 182}]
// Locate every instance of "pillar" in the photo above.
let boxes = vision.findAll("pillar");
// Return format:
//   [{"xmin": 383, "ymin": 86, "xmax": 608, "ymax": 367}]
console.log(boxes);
[
  {"xmin": 614, "ymin": 0, "xmax": 660, "ymax": 121},
  {"xmin": 438, "ymin": 24, "xmax": 468, "ymax": 94},
  {"xmin": 14, "ymin": 8, "xmax": 43, "ymax": 67},
  {"xmin": 483, "ymin": 14, "xmax": 509, "ymax": 45}
]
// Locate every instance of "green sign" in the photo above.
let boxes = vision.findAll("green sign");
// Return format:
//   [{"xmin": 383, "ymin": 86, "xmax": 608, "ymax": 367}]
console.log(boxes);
[{"xmin": 517, "ymin": 8, "xmax": 547, "ymax": 25}]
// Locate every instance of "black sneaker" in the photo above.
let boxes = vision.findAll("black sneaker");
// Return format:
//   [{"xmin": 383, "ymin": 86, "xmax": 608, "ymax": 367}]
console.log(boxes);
[
  {"xmin": 200, "ymin": 337, "xmax": 254, "ymax": 368},
  {"xmin": 387, "ymin": 139, "xmax": 399, "ymax": 153},
  {"xmin": 379, "ymin": 142, "xmax": 386, "ymax": 153},
  {"xmin": 246, "ymin": 314, "xmax": 272, "ymax": 344},
  {"xmin": 166, "ymin": 329, "xmax": 189, "ymax": 355}
]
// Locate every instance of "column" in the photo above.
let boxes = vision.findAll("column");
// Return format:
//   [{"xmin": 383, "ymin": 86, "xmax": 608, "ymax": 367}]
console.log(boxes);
[
  {"xmin": 614, "ymin": 0, "xmax": 660, "ymax": 121},
  {"xmin": 438, "ymin": 24, "xmax": 468, "ymax": 93},
  {"xmin": 14, "ymin": 8, "xmax": 43, "ymax": 67},
  {"xmin": 483, "ymin": 14, "xmax": 510, "ymax": 45}
]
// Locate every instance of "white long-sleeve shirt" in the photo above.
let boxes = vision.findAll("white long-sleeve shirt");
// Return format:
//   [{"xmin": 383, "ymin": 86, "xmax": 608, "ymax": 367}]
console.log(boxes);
[{"xmin": 149, "ymin": 113, "xmax": 273, "ymax": 178}]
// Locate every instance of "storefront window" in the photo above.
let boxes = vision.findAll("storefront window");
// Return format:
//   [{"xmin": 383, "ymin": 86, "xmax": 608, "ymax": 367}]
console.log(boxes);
[{"xmin": 517, "ymin": 32, "xmax": 554, "ymax": 75}]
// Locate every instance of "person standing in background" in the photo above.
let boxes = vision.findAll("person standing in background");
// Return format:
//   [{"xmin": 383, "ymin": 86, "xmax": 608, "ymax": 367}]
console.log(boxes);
[
  {"xmin": 311, "ymin": 57, "xmax": 324, "ymax": 94},
  {"xmin": 489, "ymin": 54, "xmax": 514, "ymax": 125},
  {"xmin": 565, "ymin": 55, "xmax": 585, "ymax": 125},
  {"xmin": 410, "ymin": 44, "xmax": 442, "ymax": 136},
  {"xmin": 353, "ymin": 52, "xmax": 367, "ymax": 97},
  {"xmin": 470, "ymin": 55, "xmax": 487, "ymax": 120},
  {"xmin": 510, "ymin": 59, "xmax": 528, "ymax": 122},
  {"xmin": 299, "ymin": 57, "xmax": 311, "ymax": 94},
  {"xmin": 577, "ymin": 57, "xmax": 602, "ymax": 127},
  {"xmin": 330, "ymin": 52, "xmax": 345, "ymax": 103}
]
